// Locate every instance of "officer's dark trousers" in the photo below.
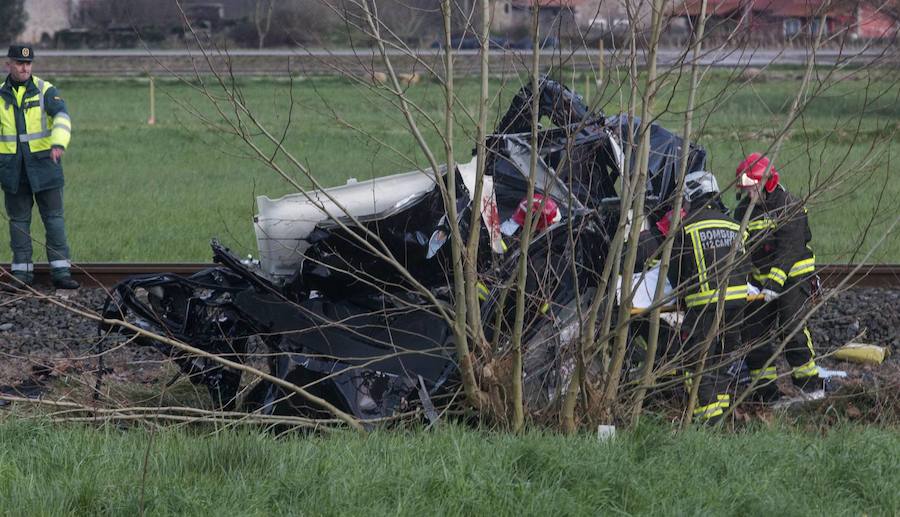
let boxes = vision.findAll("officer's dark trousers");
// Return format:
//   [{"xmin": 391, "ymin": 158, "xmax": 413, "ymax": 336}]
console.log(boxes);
[
  {"xmin": 742, "ymin": 278, "xmax": 817, "ymax": 383},
  {"xmin": 683, "ymin": 305, "xmax": 742, "ymax": 421},
  {"xmin": 4, "ymin": 175, "xmax": 71, "ymax": 267}
]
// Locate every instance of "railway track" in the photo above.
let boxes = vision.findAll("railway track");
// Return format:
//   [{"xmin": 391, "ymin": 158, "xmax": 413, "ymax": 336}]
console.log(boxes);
[
  {"xmin": 4, "ymin": 263, "xmax": 900, "ymax": 289},
  {"xmin": 38, "ymin": 48, "xmax": 897, "ymax": 77}
]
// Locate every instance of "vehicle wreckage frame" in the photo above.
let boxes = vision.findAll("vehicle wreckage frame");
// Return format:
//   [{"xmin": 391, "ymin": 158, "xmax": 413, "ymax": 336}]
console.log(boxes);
[{"xmin": 100, "ymin": 79, "xmax": 707, "ymax": 424}]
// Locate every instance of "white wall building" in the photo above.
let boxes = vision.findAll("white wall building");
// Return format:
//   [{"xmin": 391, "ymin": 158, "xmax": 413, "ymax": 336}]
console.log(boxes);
[
  {"xmin": 577, "ymin": 0, "xmax": 650, "ymax": 32},
  {"xmin": 19, "ymin": 0, "xmax": 80, "ymax": 44}
]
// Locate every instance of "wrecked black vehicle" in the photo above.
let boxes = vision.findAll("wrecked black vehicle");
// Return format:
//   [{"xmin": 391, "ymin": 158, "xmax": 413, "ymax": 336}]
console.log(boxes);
[{"xmin": 101, "ymin": 79, "xmax": 706, "ymax": 424}]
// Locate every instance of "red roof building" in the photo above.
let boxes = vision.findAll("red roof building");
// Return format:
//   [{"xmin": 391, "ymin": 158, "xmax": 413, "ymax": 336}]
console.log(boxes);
[
  {"xmin": 671, "ymin": 0, "xmax": 898, "ymax": 40},
  {"xmin": 511, "ymin": 0, "xmax": 583, "ymax": 6}
]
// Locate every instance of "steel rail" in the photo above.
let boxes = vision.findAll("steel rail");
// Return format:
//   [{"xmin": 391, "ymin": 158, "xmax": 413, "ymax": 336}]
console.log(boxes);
[
  {"xmin": 3, "ymin": 263, "xmax": 899, "ymax": 289},
  {"xmin": 815, "ymin": 264, "xmax": 900, "ymax": 289},
  {"xmin": 1, "ymin": 263, "xmax": 216, "ymax": 289}
]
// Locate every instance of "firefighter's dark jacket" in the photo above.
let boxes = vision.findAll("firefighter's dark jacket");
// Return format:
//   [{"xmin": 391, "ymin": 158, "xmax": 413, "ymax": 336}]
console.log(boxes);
[
  {"xmin": 734, "ymin": 185, "xmax": 815, "ymax": 293},
  {"xmin": 668, "ymin": 203, "xmax": 750, "ymax": 308}
]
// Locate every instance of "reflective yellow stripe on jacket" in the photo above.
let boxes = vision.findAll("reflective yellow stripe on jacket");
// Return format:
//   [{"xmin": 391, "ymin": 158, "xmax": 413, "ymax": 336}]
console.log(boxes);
[
  {"xmin": 789, "ymin": 257, "xmax": 815, "ymax": 277},
  {"xmin": 685, "ymin": 285, "xmax": 749, "ymax": 308},
  {"xmin": 752, "ymin": 267, "xmax": 787, "ymax": 287},
  {"xmin": 693, "ymin": 394, "xmax": 730, "ymax": 421},
  {"xmin": 750, "ymin": 366, "xmax": 777, "ymax": 381},
  {"xmin": 747, "ymin": 218, "xmax": 776, "ymax": 232},
  {"xmin": 684, "ymin": 220, "xmax": 742, "ymax": 233},
  {"xmin": 0, "ymin": 99, "xmax": 15, "ymax": 153},
  {"xmin": 753, "ymin": 256, "xmax": 815, "ymax": 286},
  {"xmin": 476, "ymin": 281, "xmax": 489, "ymax": 302}
]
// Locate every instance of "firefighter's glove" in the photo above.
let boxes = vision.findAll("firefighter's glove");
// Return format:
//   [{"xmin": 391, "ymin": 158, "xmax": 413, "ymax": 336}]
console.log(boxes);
[{"xmin": 761, "ymin": 289, "xmax": 780, "ymax": 303}]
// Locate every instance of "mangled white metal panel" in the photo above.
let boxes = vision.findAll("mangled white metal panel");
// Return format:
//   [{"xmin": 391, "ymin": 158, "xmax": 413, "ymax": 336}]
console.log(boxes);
[{"xmin": 254, "ymin": 170, "xmax": 439, "ymax": 278}]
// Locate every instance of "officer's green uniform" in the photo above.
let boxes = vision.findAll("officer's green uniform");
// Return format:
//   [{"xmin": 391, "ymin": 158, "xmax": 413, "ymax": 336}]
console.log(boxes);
[{"xmin": 0, "ymin": 45, "xmax": 75, "ymax": 287}]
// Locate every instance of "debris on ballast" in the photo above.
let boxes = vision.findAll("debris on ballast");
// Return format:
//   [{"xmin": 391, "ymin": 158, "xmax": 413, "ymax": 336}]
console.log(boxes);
[{"xmin": 832, "ymin": 343, "xmax": 889, "ymax": 365}]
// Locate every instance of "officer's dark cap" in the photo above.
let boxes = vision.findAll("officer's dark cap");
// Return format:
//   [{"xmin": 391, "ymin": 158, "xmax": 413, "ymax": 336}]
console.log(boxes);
[{"xmin": 7, "ymin": 45, "xmax": 34, "ymax": 62}]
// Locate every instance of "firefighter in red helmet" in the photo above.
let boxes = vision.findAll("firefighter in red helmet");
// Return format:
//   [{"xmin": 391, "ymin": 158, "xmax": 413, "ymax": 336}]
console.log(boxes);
[
  {"xmin": 734, "ymin": 153, "xmax": 822, "ymax": 403},
  {"xmin": 500, "ymin": 193, "xmax": 560, "ymax": 236}
]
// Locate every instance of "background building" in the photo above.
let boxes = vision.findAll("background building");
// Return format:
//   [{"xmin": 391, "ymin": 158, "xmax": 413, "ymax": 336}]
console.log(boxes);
[
  {"xmin": 20, "ymin": 0, "xmax": 80, "ymax": 44},
  {"xmin": 672, "ymin": 0, "xmax": 899, "ymax": 42}
]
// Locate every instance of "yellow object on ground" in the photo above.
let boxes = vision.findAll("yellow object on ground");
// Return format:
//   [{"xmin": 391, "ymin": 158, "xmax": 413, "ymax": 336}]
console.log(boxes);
[{"xmin": 832, "ymin": 343, "xmax": 889, "ymax": 365}]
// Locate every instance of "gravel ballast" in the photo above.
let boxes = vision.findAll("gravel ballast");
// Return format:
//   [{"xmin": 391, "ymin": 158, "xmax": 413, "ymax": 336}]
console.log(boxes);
[{"xmin": 1, "ymin": 286, "xmax": 897, "ymax": 384}]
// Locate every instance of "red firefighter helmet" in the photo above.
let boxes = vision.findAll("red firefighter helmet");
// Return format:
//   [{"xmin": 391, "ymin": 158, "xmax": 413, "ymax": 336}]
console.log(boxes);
[
  {"xmin": 736, "ymin": 152, "xmax": 779, "ymax": 193},
  {"xmin": 655, "ymin": 207, "xmax": 686, "ymax": 237},
  {"xmin": 501, "ymin": 193, "xmax": 560, "ymax": 235}
]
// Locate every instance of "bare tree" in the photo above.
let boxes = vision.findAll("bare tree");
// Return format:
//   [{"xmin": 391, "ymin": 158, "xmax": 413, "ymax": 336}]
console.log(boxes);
[
  {"xmin": 254, "ymin": 0, "xmax": 275, "ymax": 49},
  {"xmin": 0, "ymin": 0, "xmax": 27, "ymax": 43}
]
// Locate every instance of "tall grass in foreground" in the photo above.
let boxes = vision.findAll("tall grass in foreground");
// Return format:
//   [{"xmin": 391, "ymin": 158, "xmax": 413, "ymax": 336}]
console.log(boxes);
[
  {"xmin": 0, "ymin": 73, "xmax": 896, "ymax": 263},
  {"xmin": 0, "ymin": 419, "xmax": 898, "ymax": 515}
]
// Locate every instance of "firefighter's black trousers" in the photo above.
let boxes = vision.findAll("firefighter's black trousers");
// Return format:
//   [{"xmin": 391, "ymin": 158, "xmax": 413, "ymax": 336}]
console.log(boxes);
[
  {"xmin": 742, "ymin": 277, "xmax": 818, "ymax": 384},
  {"xmin": 683, "ymin": 305, "xmax": 743, "ymax": 421}
]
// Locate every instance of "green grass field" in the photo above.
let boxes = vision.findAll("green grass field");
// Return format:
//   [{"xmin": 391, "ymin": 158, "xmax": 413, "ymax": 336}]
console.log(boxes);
[
  {"xmin": 1, "ymin": 419, "xmax": 898, "ymax": 515},
  {"xmin": 0, "ymin": 70, "xmax": 897, "ymax": 263}
]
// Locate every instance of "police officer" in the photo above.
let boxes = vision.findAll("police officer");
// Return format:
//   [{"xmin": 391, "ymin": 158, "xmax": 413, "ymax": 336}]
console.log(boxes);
[
  {"xmin": 734, "ymin": 153, "xmax": 820, "ymax": 402},
  {"xmin": 665, "ymin": 171, "xmax": 749, "ymax": 423},
  {"xmin": 1, "ymin": 45, "xmax": 78, "ymax": 289}
]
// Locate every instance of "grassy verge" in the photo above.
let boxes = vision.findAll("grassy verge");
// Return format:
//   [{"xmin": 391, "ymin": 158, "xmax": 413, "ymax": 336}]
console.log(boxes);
[
  {"xmin": 1, "ymin": 71, "xmax": 896, "ymax": 262},
  {"xmin": 0, "ymin": 419, "xmax": 898, "ymax": 515}
]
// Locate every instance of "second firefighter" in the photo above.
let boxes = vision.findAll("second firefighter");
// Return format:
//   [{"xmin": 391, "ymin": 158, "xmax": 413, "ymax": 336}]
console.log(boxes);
[{"xmin": 734, "ymin": 153, "xmax": 822, "ymax": 403}]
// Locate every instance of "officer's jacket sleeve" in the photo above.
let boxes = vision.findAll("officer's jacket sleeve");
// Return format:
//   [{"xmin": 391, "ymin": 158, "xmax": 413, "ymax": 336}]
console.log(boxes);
[{"xmin": 44, "ymin": 85, "xmax": 71, "ymax": 149}]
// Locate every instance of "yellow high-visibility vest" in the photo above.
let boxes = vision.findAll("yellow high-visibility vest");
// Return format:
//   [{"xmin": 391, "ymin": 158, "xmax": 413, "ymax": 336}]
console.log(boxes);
[{"xmin": 0, "ymin": 76, "xmax": 71, "ymax": 155}]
